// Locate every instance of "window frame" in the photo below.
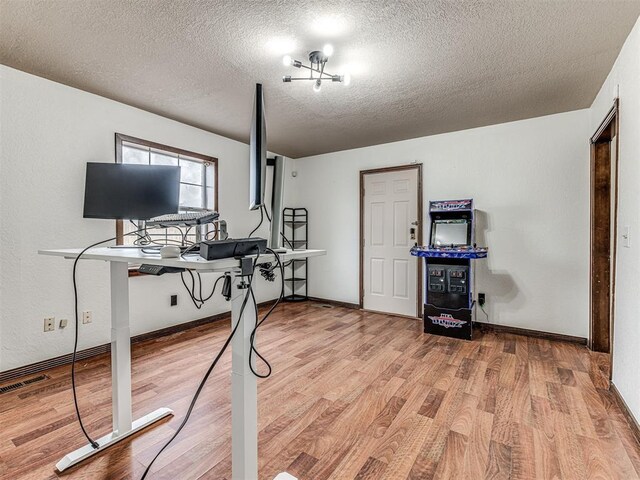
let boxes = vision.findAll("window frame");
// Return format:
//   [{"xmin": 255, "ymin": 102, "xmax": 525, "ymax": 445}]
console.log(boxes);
[{"xmin": 114, "ymin": 133, "xmax": 219, "ymax": 245}]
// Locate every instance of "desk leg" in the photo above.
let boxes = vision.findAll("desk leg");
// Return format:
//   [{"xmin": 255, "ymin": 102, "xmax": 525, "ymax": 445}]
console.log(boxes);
[
  {"xmin": 111, "ymin": 260, "xmax": 133, "ymax": 433},
  {"xmin": 230, "ymin": 274, "xmax": 297, "ymax": 480},
  {"xmin": 55, "ymin": 261, "xmax": 173, "ymax": 472}
]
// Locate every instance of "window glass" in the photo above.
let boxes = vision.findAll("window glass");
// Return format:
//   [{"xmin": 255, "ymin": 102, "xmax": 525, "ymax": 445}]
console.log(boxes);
[
  {"xmin": 117, "ymin": 135, "xmax": 217, "ymax": 247},
  {"xmin": 151, "ymin": 151, "xmax": 179, "ymax": 166},
  {"xmin": 122, "ymin": 145, "xmax": 149, "ymax": 164},
  {"xmin": 180, "ymin": 184, "xmax": 203, "ymax": 209},
  {"xmin": 180, "ymin": 158, "xmax": 203, "ymax": 185},
  {"xmin": 205, "ymin": 164, "xmax": 215, "ymax": 186},
  {"xmin": 206, "ymin": 187, "xmax": 215, "ymax": 210}
]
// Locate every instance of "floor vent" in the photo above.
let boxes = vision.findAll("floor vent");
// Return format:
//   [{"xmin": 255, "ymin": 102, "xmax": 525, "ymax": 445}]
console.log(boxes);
[{"xmin": 0, "ymin": 374, "xmax": 49, "ymax": 394}]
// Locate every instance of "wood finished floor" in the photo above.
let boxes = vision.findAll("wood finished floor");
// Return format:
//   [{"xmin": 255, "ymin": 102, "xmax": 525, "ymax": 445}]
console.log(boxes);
[{"xmin": 1, "ymin": 302, "xmax": 639, "ymax": 480}]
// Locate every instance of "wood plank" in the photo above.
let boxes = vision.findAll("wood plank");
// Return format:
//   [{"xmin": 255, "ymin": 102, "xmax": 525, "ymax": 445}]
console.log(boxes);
[
  {"xmin": 484, "ymin": 440, "xmax": 512, "ymax": 480},
  {"xmin": 461, "ymin": 410, "xmax": 494, "ymax": 479},
  {"xmin": 0, "ymin": 304, "xmax": 636, "ymax": 480}
]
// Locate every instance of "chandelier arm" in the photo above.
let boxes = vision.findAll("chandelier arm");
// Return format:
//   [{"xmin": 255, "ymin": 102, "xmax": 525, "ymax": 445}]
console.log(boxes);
[
  {"xmin": 287, "ymin": 70, "xmax": 336, "ymax": 82},
  {"xmin": 318, "ymin": 60, "xmax": 327, "ymax": 80},
  {"xmin": 297, "ymin": 63, "xmax": 334, "ymax": 77}
]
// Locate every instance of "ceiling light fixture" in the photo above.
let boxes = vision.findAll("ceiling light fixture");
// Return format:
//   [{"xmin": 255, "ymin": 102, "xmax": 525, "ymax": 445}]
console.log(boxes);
[{"xmin": 281, "ymin": 45, "xmax": 350, "ymax": 92}]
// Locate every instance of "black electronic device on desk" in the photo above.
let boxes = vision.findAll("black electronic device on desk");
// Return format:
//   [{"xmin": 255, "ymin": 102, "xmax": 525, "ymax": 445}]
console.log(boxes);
[
  {"xmin": 410, "ymin": 199, "xmax": 488, "ymax": 340},
  {"xmin": 200, "ymin": 238, "xmax": 267, "ymax": 261}
]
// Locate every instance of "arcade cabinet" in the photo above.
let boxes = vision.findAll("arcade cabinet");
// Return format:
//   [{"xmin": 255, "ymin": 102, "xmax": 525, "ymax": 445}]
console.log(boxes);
[{"xmin": 410, "ymin": 199, "xmax": 488, "ymax": 340}]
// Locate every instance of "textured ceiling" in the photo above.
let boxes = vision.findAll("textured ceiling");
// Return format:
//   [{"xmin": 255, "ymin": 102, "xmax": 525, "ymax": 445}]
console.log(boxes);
[{"xmin": 1, "ymin": 1, "xmax": 639, "ymax": 158}]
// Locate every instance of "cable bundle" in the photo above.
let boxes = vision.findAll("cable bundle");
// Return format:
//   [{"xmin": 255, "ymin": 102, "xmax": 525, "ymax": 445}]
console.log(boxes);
[
  {"xmin": 72, "ymin": 202, "xmax": 287, "ymax": 477},
  {"xmin": 180, "ymin": 270, "xmax": 228, "ymax": 309},
  {"xmin": 141, "ymin": 247, "xmax": 285, "ymax": 478}
]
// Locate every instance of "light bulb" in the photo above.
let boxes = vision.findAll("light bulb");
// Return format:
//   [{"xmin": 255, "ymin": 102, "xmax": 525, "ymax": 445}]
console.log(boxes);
[
  {"xmin": 282, "ymin": 55, "xmax": 293, "ymax": 66},
  {"xmin": 313, "ymin": 79, "xmax": 322, "ymax": 92},
  {"xmin": 323, "ymin": 44, "xmax": 334, "ymax": 57},
  {"xmin": 343, "ymin": 73, "xmax": 351, "ymax": 86}
]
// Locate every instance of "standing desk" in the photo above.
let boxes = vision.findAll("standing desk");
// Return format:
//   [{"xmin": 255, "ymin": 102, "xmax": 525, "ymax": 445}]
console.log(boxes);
[{"xmin": 38, "ymin": 247, "xmax": 326, "ymax": 478}]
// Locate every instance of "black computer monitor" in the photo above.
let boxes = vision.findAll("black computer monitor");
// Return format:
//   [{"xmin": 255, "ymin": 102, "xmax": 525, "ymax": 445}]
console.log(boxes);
[
  {"xmin": 83, "ymin": 162, "xmax": 180, "ymax": 220},
  {"xmin": 249, "ymin": 83, "xmax": 266, "ymax": 211}
]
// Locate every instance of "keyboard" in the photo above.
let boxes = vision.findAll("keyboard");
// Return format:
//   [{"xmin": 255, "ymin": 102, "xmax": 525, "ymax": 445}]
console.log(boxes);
[{"xmin": 146, "ymin": 211, "xmax": 219, "ymax": 227}]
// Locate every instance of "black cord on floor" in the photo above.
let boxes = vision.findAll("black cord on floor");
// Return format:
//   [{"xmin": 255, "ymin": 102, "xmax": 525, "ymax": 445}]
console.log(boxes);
[
  {"xmin": 140, "ymin": 254, "xmax": 260, "ymax": 480},
  {"xmin": 72, "ymin": 226, "xmax": 150, "ymax": 449}
]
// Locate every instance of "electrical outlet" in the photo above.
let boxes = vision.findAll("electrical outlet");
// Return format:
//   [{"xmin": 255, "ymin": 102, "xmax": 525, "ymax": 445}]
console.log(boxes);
[
  {"xmin": 623, "ymin": 226, "xmax": 631, "ymax": 248},
  {"xmin": 478, "ymin": 293, "xmax": 486, "ymax": 306},
  {"xmin": 82, "ymin": 311, "xmax": 92, "ymax": 324},
  {"xmin": 44, "ymin": 317, "xmax": 55, "ymax": 332},
  {"xmin": 59, "ymin": 319, "xmax": 68, "ymax": 329},
  {"xmin": 170, "ymin": 295, "xmax": 178, "ymax": 306}
]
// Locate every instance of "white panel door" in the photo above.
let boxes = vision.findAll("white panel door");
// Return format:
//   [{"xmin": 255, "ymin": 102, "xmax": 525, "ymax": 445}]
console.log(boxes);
[{"xmin": 363, "ymin": 168, "xmax": 419, "ymax": 317}]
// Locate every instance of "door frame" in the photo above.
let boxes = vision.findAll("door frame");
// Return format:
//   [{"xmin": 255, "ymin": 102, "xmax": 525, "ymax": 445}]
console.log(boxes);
[
  {"xmin": 589, "ymin": 98, "xmax": 619, "ymax": 357},
  {"xmin": 359, "ymin": 164, "xmax": 424, "ymax": 318}
]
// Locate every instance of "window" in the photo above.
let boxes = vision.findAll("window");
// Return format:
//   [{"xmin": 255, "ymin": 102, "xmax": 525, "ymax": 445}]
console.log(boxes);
[{"xmin": 115, "ymin": 133, "xmax": 218, "ymax": 246}]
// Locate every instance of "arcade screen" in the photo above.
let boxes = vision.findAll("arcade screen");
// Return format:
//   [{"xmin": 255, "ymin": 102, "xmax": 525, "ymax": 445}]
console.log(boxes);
[{"xmin": 432, "ymin": 219, "xmax": 469, "ymax": 246}]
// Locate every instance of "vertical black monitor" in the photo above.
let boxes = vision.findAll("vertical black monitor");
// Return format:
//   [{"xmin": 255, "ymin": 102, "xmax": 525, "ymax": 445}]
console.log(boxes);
[
  {"xmin": 250, "ymin": 83, "xmax": 267, "ymax": 210},
  {"xmin": 83, "ymin": 162, "xmax": 180, "ymax": 220}
]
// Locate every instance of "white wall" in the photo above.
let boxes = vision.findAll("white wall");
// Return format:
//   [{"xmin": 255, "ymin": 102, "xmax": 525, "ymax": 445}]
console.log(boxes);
[
  {"xmin": 590, "ymin": 17, "xmax": 640, "ymax": 425},
  {"xmin": 291, "ymin": 109, "xmax": 591, "ymax": 338},
  {"xmin": 0, "ymin": 65, "xmax": 289, "ymax": 371}
]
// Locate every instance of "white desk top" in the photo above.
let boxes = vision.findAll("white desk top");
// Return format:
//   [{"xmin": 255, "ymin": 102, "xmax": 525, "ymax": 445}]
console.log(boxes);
[{"xmin": 39, "ymin": 247, "xmax": 326, "ymax": 272}]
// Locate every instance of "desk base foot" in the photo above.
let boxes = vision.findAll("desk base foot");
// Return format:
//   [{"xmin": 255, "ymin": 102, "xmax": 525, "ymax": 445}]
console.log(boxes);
[
  {"xmin": 274, "ymin": 473, "xmax": 298, "ymax": 480},
  {"xmin": 55, "ymin": 407, "xmax": 173, "ymax": 472}
]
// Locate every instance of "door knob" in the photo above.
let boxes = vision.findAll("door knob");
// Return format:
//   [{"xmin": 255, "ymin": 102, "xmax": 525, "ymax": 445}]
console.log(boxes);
[{"xmin": 411, "ymin": 221, "xmax": 419, "ymax": 226}]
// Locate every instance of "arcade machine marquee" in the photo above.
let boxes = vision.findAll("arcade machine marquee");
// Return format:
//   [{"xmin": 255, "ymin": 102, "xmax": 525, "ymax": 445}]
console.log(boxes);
[{"xmin": 410, "ymin": 199, "xmax": 488, "ymax": 340}]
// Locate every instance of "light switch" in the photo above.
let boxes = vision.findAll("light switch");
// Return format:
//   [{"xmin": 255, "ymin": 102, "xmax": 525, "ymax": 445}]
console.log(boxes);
[{"xmin": 623, "ymin": 226, "xmax": 631, "ymax": 248}]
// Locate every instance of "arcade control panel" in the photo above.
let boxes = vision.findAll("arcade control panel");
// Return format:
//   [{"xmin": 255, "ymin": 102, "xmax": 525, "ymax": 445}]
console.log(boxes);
[
  {"xmin": 428, "ymin": 265, "xmax": 468, "ymax": 295},
  {"xmin": 410, "ymin": 245, "xmax": 488, "ymax": 259}
]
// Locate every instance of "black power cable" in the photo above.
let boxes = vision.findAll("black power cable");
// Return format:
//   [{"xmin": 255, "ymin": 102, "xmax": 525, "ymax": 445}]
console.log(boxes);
[
  {"xmin": 248, "ymin": 247, "xmax": 284, "ymax": 378},
  {"xmin": 262, "ymin": 203, "xmax": 271, "ymax": 223},
  {"xmin": 259, "ymin": 203, "xmax": 294, "ymax": 252},
  {"xmin": 140, "ymin": 252, "xmax": 260, "ymax": 480},
  {"xmin": 71, "ymin": 226, "xmax": 151, "ymax": 450},
  {"xmin": 180, "ymin": 270, "xmax": 227, "ymax": 309},
  {"xmin": 248, "ymin": 205, "xmax": 264, "ymax": 238}
]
